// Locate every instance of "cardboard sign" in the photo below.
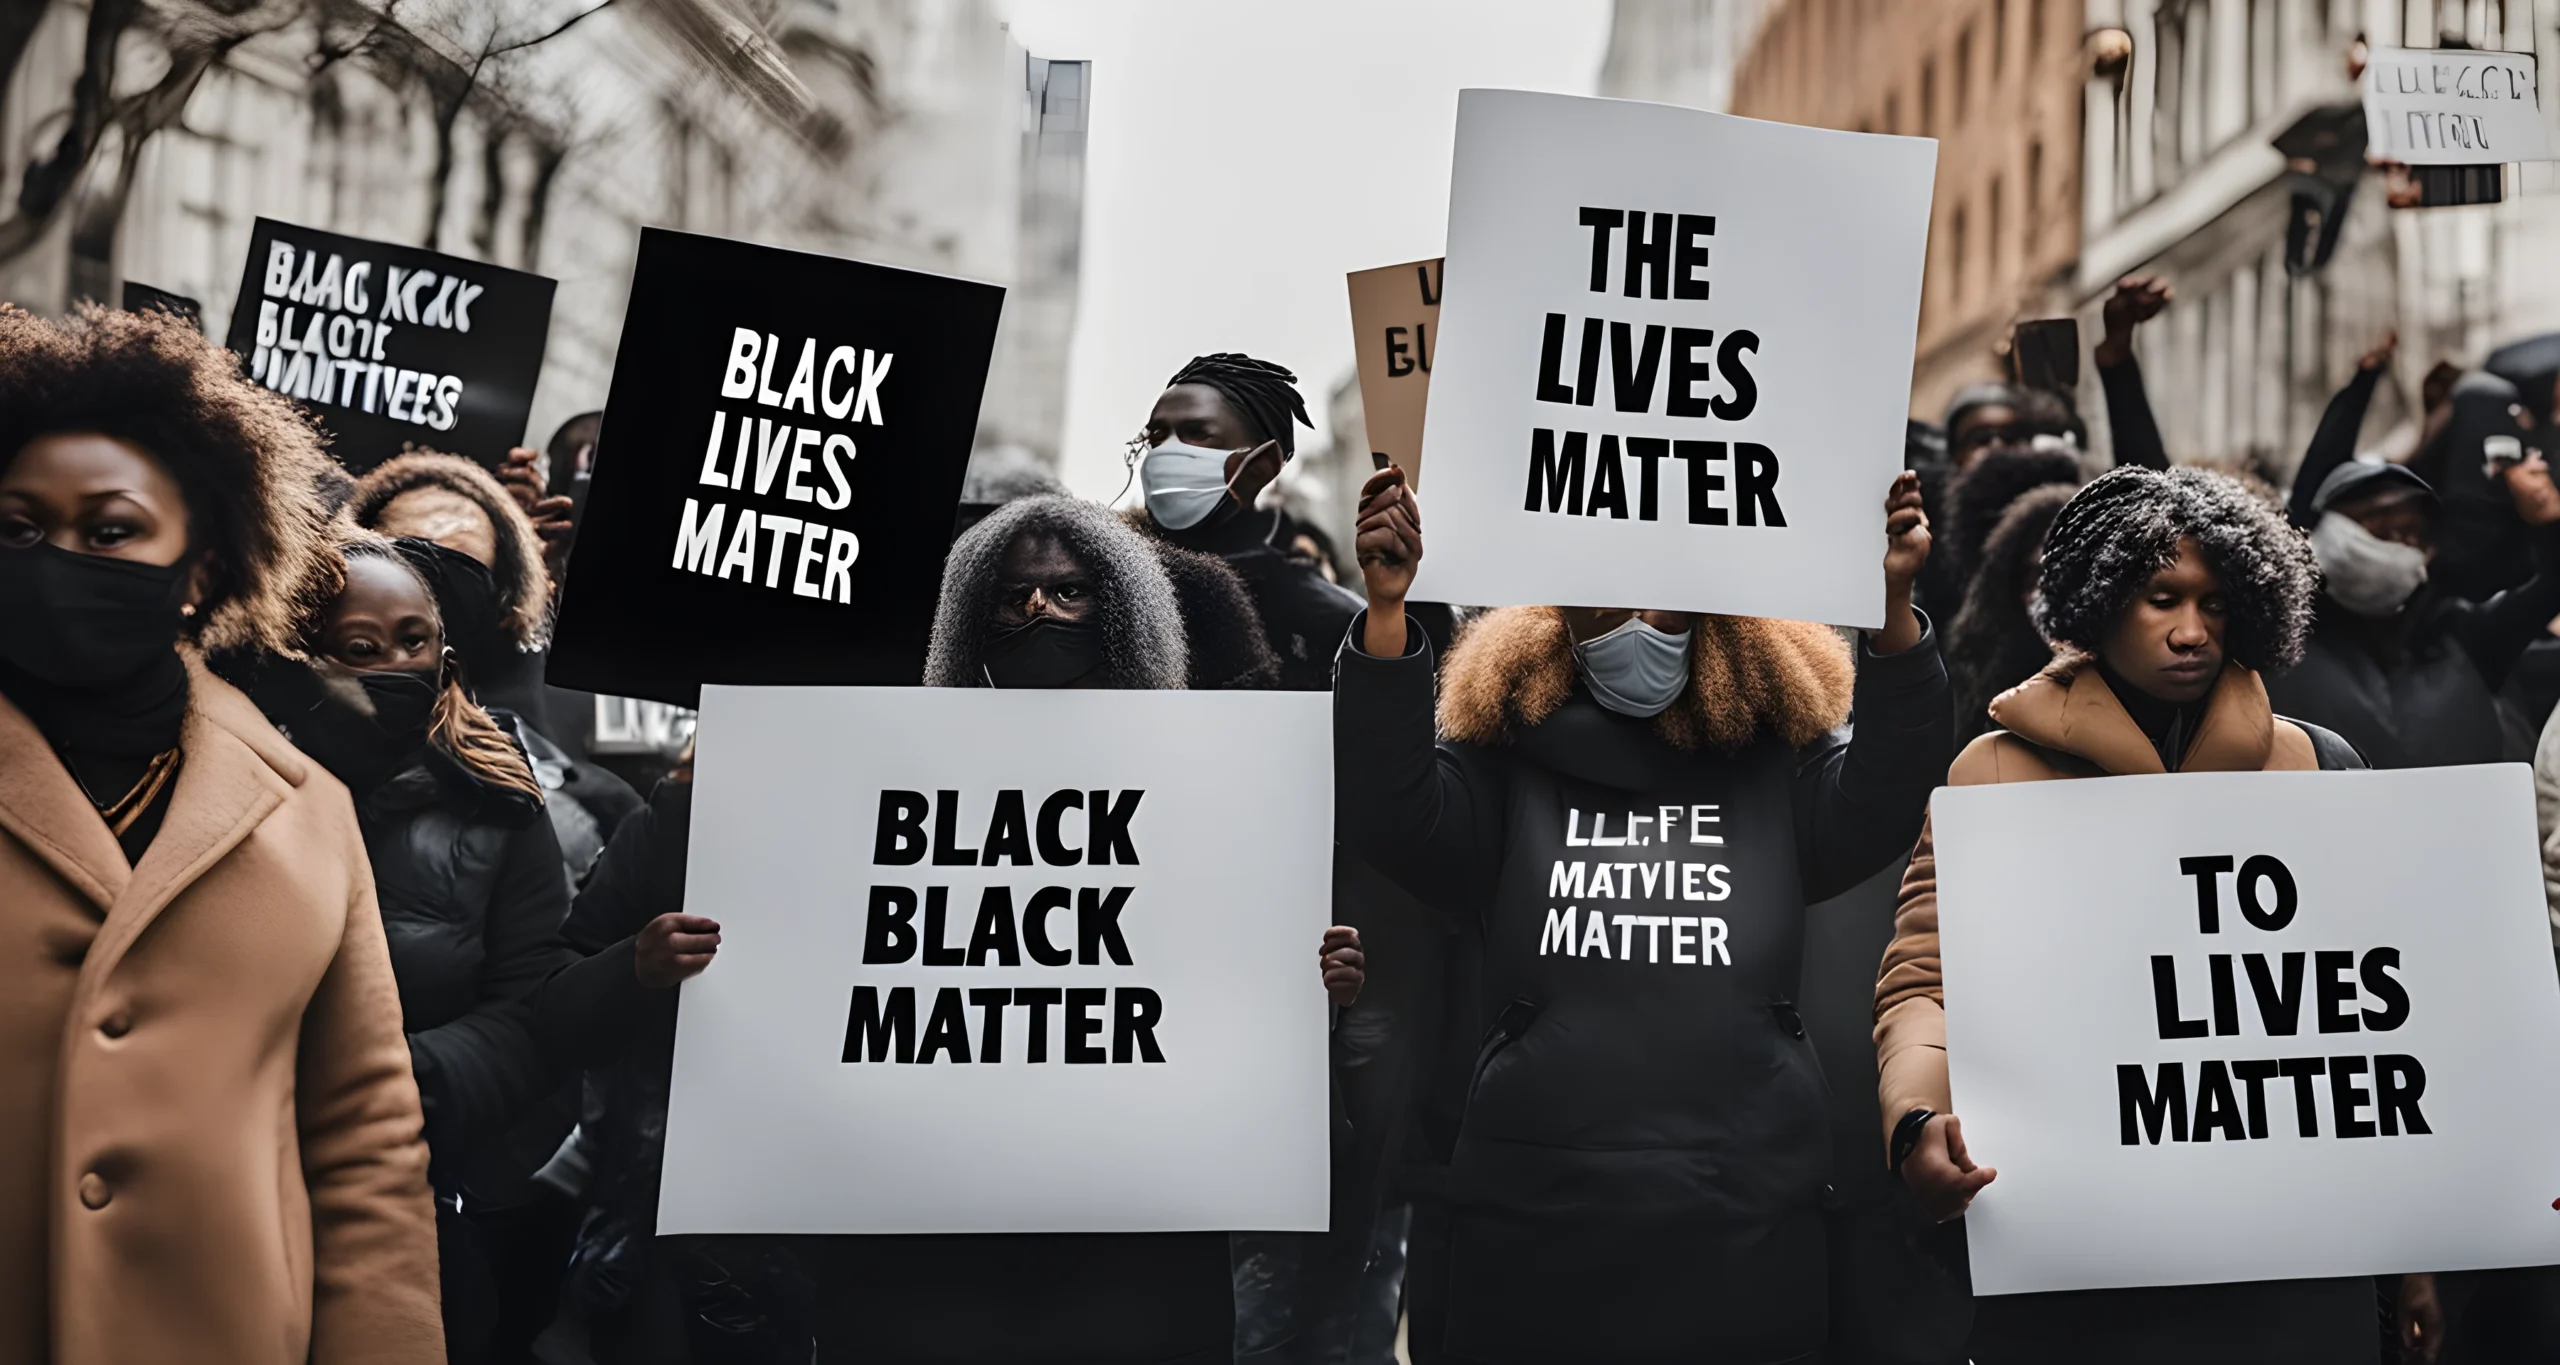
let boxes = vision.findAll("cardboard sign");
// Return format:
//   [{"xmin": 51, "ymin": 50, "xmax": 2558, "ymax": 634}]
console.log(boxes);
[
  {"xmin": 2363, "ymin": 47, "xmax": 2552, "ymax": 165},
  {"xmin": 1933, "ymin": 766, "xmax": 2560, "ymax": 1296},
  {"xmin": 1408, "ymin": 91, "xmax": 1934, "ymax": 627},
  {"xmin": 658, "ymin": 686, "xmax": 1334, "ymax": 1235},
  {"xmin": 546, "ymin": 229, "xmax": 1004, "ymax": 706},
  {"xmin": 224, "ymin": 219, "xmax": 554, "ymax": 471},
  {"xmin": 1348, "ymin": 257, "xmax": 1443, "ymax": 486}
]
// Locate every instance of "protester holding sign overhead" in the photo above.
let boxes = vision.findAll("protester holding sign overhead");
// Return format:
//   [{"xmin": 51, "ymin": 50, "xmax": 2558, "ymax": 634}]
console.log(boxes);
[
  {"xmin": 0, "ymin": 303, "xmax": 442, "ymax": 1363},
  {"xmin": 1335, "ymin": 459, "xmax": 1948, "ymax": 1363},
  {"xmin": 1876, "ymin": 466, "xmax": 2379, "ymax": 1363}
]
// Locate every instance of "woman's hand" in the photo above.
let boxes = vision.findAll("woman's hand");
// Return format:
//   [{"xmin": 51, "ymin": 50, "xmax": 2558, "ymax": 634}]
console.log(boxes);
[
  {"xmin": 2095, "ymin": 274, "xmax": 2172, "ymax": 367},
  {"xmin": 2397, "ymin": 1271, "xmax": 2445, "ymax": 1365},
  {"xmin": 497, "ymin": 446, "xmax": 576, "ymax": 588},
  {"xmin": 634, "ymin": 912, "xmax": 722, "ymax": 990},
  {"xmin": 1355, "ymin": 466, "xmax": 1422, "ymax": 656},
  {"xmin": 1320, "ymin": 925, "xmax": 1365, "ymax": 1007},
  {"xmin": 1872, "ymin": 470, "xmax": 1929, "ymax": 655},
  {"xmin": 1902, "ymin": 1112, "xmax": 1996, "ymax": 1221}
]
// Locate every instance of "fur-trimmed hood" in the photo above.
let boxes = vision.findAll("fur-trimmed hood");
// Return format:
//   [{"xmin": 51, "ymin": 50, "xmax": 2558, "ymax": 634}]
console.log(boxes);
[{"xmin": 1435, "ymin": 606, "xmax": 1855, "ymax": 752}]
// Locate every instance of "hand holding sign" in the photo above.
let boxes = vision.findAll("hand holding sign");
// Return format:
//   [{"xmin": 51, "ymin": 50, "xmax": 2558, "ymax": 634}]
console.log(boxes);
[
  {"xmin": 1905, "ymin": 1112, "xmax": 1997, "ymax": 1222},
  {"xmin": 1356, "ymin": 466, "xmax": 1422, "ymax": 657},
  {"xmin": 637, "ymin": 912, "xmax": 724, "ymax": 990},
  {"xmin": 1320, "ymin": 926, "xmax": 1365, "ymax": 1007},
  {"xmin": 1878, "ymin": 470, "xmax": 1930, "ymax": 655}
]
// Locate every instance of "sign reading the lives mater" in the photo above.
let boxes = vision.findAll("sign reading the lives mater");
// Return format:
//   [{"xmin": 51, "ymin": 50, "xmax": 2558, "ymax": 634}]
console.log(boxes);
[
  {"xmin": 657, "ymin": 686, "xmax": 1334, "ymax": 1235},
  {"xmin": 1409, "ymin": 90, "xmax": 1934, "ymax": 628},
  {"xmin": 547, "ymin": 228, "xmax": 1004, "ymax": 706},
  {"xmin": 1933, "ymin": 766, "xmax": 2560, "ymax": 1296}
]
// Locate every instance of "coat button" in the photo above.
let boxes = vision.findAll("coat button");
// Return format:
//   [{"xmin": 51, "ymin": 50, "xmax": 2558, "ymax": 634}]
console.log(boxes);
[
  {"xmin": 98, "ymin": 1013, "xmax": 130, "ymax": 1040},
  {"xmin": 77, "ymin": 1174, "xmax": 109, "ymax": 1210}
]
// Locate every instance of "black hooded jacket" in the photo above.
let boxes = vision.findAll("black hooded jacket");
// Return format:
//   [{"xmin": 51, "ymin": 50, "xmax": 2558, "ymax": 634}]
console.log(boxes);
[
  {"xmin": 1139, "ymin": 506, "xmax": 1363, "ymax": 691},
  {"xmin": 1336, "ymin": 607, "xmax": 1950, "ymax": 1362},
  {"xmin": 2273, "ymin": 459, "xmax": 2560, "ymax": 767}
]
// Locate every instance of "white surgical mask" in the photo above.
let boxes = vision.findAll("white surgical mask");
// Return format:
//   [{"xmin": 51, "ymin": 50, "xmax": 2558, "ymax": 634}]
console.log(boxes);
[
  {"xmin": 2311, "ymin": 511, "xmax": 2429, "ymax": 618},
  {"xmin": 1141, "ymin": 439, "xmax": 1236, "ymax": 531},
  {"xmin": 1572, "ymin": 617, "xmax": 1693, "ymax": 718}
]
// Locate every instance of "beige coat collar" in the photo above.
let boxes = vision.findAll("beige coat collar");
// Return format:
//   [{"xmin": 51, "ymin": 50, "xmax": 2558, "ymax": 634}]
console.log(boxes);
[
  {"xmin": 1986, "ymin": 654, "xmax": 2278, "ymax": 775},
  {"xmin": 0, "ymin": 652, "xmax": 312, "ymax": 965}
]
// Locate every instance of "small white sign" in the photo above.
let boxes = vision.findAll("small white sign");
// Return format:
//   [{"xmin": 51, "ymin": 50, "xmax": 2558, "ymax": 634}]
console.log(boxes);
[
  {"xmin": 1934, "ymin": 766, "xmax": 2560, "ymax": 1296},
  {"xmin": 2363, "ymin": 47, "xmax": 2553, "ymax": 165},
  {"xmin": 1410, "ymin": 90, "xmax": 1935, "ymax": 628},
  {"xmin": 657, "ymin": 686, "xmax": 1335, "ymax": 1235}
]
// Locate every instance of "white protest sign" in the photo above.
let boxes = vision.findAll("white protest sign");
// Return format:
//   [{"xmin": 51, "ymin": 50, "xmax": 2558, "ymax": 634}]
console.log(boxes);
[
  {"xmin": 1409, "ymin": 90, "xmax": 1934, "ymax": 628},
  {"xmin": 658, "ymin": 686, "xmax": 1334, "ymax": 1235},
  {"xmin": 1934, "ymin": 766, "xmax": 2560, "ymax": 1296},
  {"xmin": 2363, "ymin": 47, "xmax": 2553, "ymax": 165}
]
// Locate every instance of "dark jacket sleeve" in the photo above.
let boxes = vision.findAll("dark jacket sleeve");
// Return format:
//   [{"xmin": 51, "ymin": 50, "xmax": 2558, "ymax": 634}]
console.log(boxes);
[
  {"xmin": 530, "ymin": 781, "xmax": 693, "ymax": 1070},
  {"xmin": 2099, "ymin": 356, "xmax": 2170, "ymax": 471},
  {"xmin": 1792, "ymin": 614, "xmax": 1953, "ymax": 904},
  {"xmin": 408, "ymin": 811, "xmax": 573, "ymax": 1157},
  {"xmin": 2288, "ymin": 366, "xmax": 2385, "ymax": 529},
  {"xmin": 1334, "ymin": 611, "xmax": 1507, "ymax": 917},
  {"xmin": 2438, "ymin": 527, "xmax": 2560, "ymax": 690}
]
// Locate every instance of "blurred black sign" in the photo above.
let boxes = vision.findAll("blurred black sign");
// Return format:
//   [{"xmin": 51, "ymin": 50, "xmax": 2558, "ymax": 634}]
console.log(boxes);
[
  {"xmin": 222, "ymin": 218, "xmax": 555, "ymax": 471},
  {"xmin": 546, "ymin": 228, "xmax": 1004, "ymax": 706},
  {"xmin": 121, "ymin": 280, "xmax": 202, "ymax": 332}
]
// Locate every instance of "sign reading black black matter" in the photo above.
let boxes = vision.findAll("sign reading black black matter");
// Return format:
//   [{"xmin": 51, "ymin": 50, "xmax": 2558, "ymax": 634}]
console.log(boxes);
[
  {"xmin": 547, "ymin": 228, "xmax": 1004, "ymax": 706},
  {"xmin": 223, "ymin": 218, "xmax": 554, "ymax": 471}
]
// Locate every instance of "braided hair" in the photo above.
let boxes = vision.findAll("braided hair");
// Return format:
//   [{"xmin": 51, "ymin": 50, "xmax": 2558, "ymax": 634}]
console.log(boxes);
[
  {"xmin": 2033, "ymin": 466, "xmax": 2318, "ymax": 674},
  {"xmin": 1164, "ymin": 353, "xmax": 1311, "ymax": 455}
]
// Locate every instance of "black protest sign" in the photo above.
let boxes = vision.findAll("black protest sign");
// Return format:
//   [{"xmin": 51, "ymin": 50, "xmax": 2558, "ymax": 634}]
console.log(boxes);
[
  {"xmin": 224, "ymin": 218, "xmax": 554, "ymax": 471},
  {"xmin": 546, "ymin": 228, "xmax": 1004, "ymax": 706}
]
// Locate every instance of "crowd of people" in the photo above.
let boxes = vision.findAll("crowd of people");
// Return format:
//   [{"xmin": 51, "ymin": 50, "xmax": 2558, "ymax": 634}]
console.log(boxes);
[{"xmin": 3, "ymin": 277, "xmax": 2559, "ymax": 1365}]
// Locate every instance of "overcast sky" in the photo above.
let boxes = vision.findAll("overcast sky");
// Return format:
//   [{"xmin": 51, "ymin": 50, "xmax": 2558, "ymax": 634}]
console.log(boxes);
[{"xmin": 991, "ymin": 0, "xmax": 1613, "ymax": 500}]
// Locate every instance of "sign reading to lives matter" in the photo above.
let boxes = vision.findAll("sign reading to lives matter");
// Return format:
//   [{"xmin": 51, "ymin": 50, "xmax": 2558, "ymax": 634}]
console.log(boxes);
[
  {"xmin": 1409, "ymin": 90, "xmax": 1934, "ymax": 628},
  {"xmin": 547, "ymin": 229, "xmax": 1003, "ymax": 706},
  {"xmin": 2363, "ymin": 47, "xmax": 2552, "ymax": 165},
  {"xmin": 657, "ymin": 686, "xmax": 1334, "ymax": 1235},
  {"xmin": 224, "ymin": 219, "xmax": 554, "ymax": 471},
  {"xmin": 1347, "ymin": 257, "xmax": 1443, "ymax": 486},
  {"xmin": 1932, "ymin": 766, "xmax": 2560, "ymax": 1296}
]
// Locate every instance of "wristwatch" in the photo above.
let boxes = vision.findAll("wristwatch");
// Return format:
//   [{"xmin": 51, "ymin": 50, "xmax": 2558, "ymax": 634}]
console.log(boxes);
[{"xmin": 1888, "ymin": 1107, "xmax": 1937, "ymax": 1173}]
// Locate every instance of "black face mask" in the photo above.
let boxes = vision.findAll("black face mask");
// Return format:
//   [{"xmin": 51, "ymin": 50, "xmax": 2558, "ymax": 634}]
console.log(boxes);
[
  {"xmin": 0, "ymin": 542, "xmax": 192, "ymax": 687},
  {"xmin": 979, "ymin": 616, "xmax": 1102, "ymax": 689},
  {"xmin": 394, "ymin": 538, "xmax": 503, "ymax": 682},
  {"xmin": 288, "ymin": 663, "xmax": 442, "ymax": 793}
]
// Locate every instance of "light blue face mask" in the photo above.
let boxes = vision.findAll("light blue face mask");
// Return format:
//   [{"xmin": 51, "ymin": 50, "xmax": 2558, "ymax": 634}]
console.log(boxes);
[
  {"xmin": 1140, "ymin": 439, "xmax": 1235, "ymax": 531},
  {"xmin": 1572, "ymin": 617, "xmax": 1693, "ymax": 718}
]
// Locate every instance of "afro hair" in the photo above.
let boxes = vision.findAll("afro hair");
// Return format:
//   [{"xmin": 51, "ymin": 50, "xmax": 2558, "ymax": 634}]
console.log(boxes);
[
  {"xmin": 348, "ymin": 451, "xmax": 551, "ymax": 650},
  {"xmin": 1943, "ymin": 443, "xmax": 2083, "ymax": 584},
  {"xmin": 2032, "ymin": 465, "xmax": 2319, "ymax": 674},
  {"xmin": 0, "ymin": 302, "xmax": 334, "ymax": 656}
]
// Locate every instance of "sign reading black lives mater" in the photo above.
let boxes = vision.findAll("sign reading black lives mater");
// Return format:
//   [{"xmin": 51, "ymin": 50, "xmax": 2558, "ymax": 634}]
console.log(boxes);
[
  {"xmin": 546, "ymin": 229, "xmax": 1003, "ymax": 706},
  {"xmin": 656, "ymin": 687, "xmax": 1332, "ymax": 1235},
  {"xmin": 223, "ymin": 218, "xmax": 554, "ymax": 471},
  {"xmin": 1410, "ymin": 91, "xmax": 1935, "ymax": 628}
]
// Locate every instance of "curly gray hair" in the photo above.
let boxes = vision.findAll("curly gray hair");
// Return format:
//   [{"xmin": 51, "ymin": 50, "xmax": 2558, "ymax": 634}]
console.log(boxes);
[{"xmin": 924, "ymin": 495, "xmax": 1188, "ymax": 689}]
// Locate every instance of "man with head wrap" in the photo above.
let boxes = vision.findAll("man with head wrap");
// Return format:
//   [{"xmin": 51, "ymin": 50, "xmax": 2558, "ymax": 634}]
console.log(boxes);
[{"xmin": 1132, "ymin": 352, "xmax": 1366, "ymax": 690}]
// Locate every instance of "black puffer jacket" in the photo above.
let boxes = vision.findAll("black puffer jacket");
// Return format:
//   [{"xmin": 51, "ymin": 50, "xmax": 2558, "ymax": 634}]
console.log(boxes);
[
  {"xmin": 1338, "ymin": 606, "xmax": 1949, "ymax": 1363},
  {"xmin": 357, "ymin": 729, "xmax": 572, "ymax": 1193}
]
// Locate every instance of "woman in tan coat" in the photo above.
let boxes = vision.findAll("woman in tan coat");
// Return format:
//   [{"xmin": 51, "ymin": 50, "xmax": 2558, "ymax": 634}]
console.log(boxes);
[
  {"xmin": 1875, "ymin": 467, "xmax": 2368, "ymax": 1364},
  {"xmin": 0, "ymin": 305, "xmax": 443, "ymax": 1363}
]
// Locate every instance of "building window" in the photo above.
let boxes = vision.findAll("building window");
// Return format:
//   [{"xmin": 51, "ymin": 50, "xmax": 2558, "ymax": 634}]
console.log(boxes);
[
  {"xmin": 2026, "ymin": 139, "xmax": 2044, "ymax": 251},
  {"xmin": 1885, "ymin": 93, "xmax": 1901, "ymax": 135},
  {"xmin": 1988, "ymin": 174, "xmax": 2004, "ymax": 281},
  {"xmin": 1994, "ymin": 0, "xmax": 2008, "ymax": 75},
  {"xmin": 1955, "ymin": 25, "xmax": 1972, "ymax": 124},
  {"xmin": 1922, "ymin": 59, "xmax": 1936, "ymax": 135},
  {"xmin": 1950, "ymin": 204, "xmax": 1968, "ymax": 305},
  {"xmin": 2029, "ymin": 0, "xmax": 2045, "ymax": 60}
]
